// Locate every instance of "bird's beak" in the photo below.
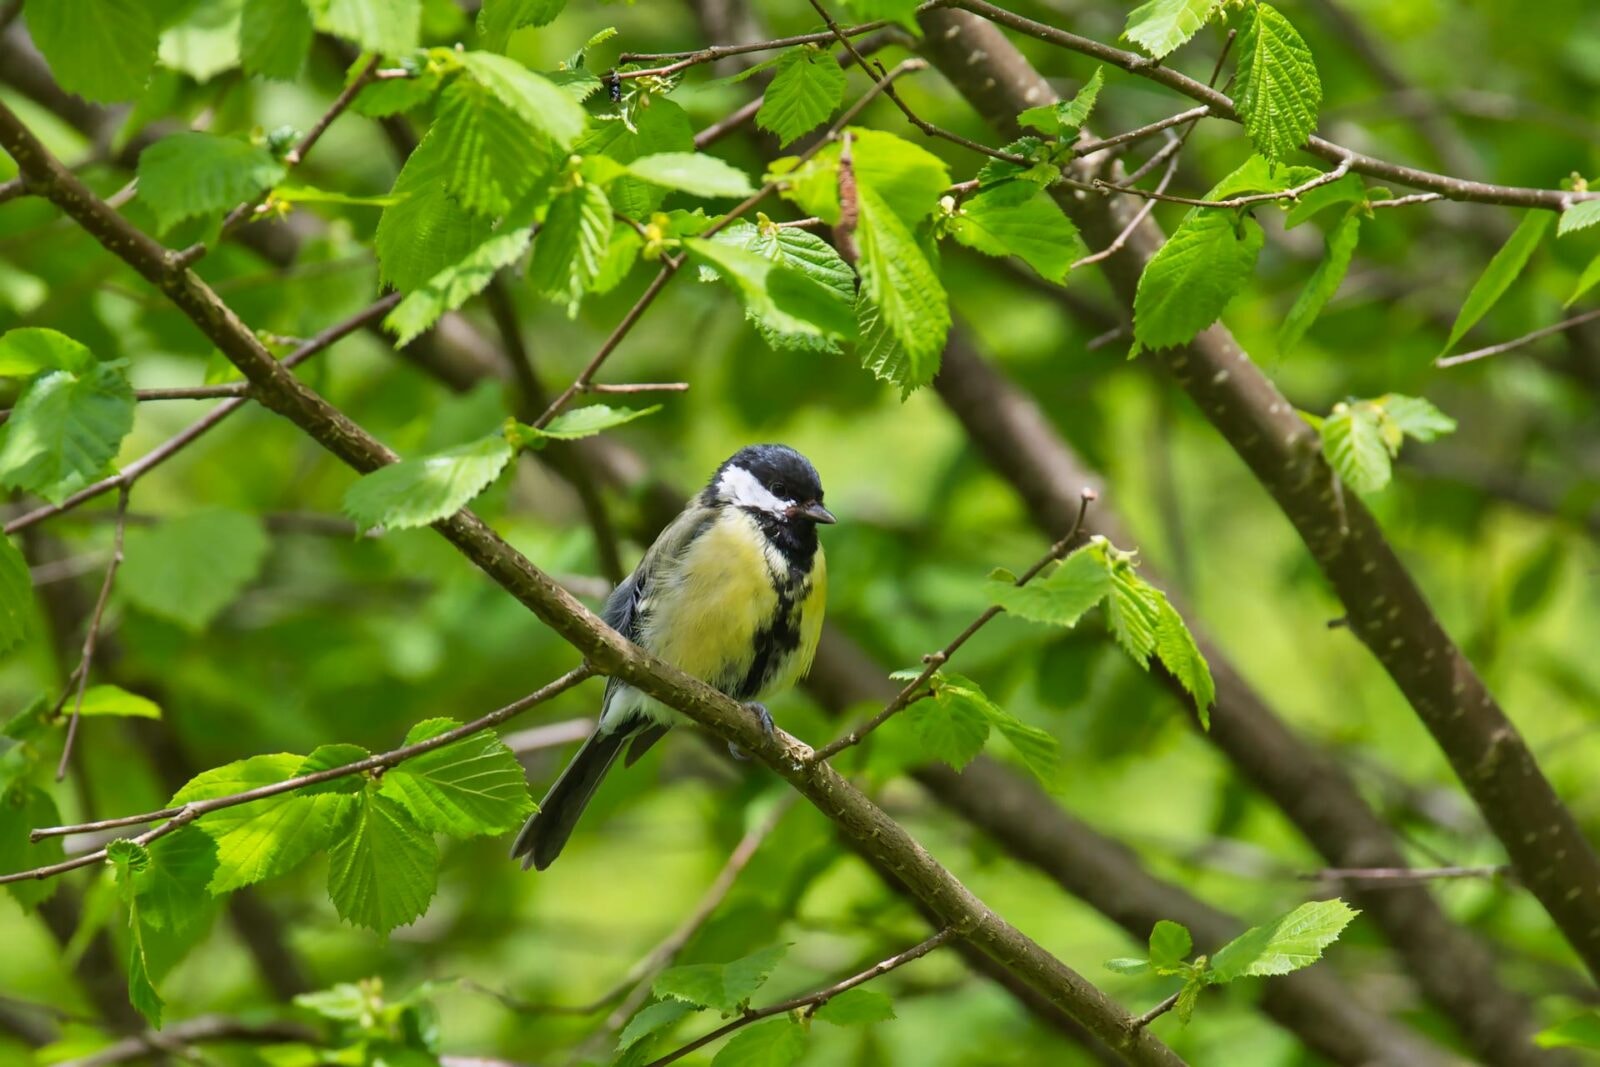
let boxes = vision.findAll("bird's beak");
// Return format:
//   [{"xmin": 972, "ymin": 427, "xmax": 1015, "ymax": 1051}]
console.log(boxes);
[{"xmin": 796, "ymin": 501, "xmax": 836, "ymax": 524}]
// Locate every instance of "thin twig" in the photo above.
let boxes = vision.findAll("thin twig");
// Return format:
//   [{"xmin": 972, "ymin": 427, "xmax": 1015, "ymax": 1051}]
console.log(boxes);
[
  {"xmin": 616, "ymin": 20, "xmax": 891, "ymax": 78},
  {"xmin": 54, "ymin": 486, "xmax": 130, "ymax": 781},
  {"xmin": 1073, "ymin": 106, "xmax": 1211, "ymax": 159},
  {"xmin": 579, "ymin": 381, "xmax": 690, "ymax": 394},
  {"xmin": 813, "ymin": 488, "xmax": 1096, "ymax": 762},
  {"xmin": 14, "ymin": 668, "xmax": 593, "ymax": 862},
  {"xmin": 172, "ymin": 56, "xmax": 383, "ymax": 268},
  {"xmin": 1071, "ymin": 141, "xmax": 1179, "ymax": 270},
  {"xmin": 1435, "ymin": 307, "xmax": 1600, "ymax": 367},
  {"xmin": 643, "ymin": 928, "xmax": 955, "ymax": 1067},
  {"xmin": 530, "ymin": 59, "xmax": 927, "ymax": 430},
  {"xmin": 1131, "ymin": 991, "xmax": 1181, "ymax": 1030},
  {"xmin": 1093, "ymin": 156, "xmax": 1354, "ymax": 210},
  {"xmin": 1303, "ymin": 864, "xmax": 1512, "ymax": 884},
  {"xmin": 3, "ymin": 293, "xmax": 399, "ymax": 536}
]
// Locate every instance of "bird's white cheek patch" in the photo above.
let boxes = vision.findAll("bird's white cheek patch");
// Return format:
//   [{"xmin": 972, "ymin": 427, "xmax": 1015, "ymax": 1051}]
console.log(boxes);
[{"xmin": 718, "ymin": 465, "xmax": 792, "ymax": 515}]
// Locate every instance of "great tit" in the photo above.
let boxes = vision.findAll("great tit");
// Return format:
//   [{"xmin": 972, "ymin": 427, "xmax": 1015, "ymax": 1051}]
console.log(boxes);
[{"xmin": 511, "ymin": 444, "xmax": 834, "ymax": 870}]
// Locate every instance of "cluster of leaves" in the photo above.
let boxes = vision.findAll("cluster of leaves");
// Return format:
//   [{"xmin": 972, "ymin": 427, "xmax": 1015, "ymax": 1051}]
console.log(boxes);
[
  {"xmin": 1311, "ymin": 394, "xmax": 1456, "ymax": 495},
  {"xmin": 617, "ymin": 943, "xmax": 894, "ymax": 1067},
  {"xmin": 1105, "ymin": 899, "xmax": 1359, "ymax": 1025},
  {"xmin": 283, "ymin": 977, "xmax": 449, "ymax": 1066}
]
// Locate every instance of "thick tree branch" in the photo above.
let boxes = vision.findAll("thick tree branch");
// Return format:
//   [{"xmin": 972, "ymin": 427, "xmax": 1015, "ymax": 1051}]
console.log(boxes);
[{"xmin": 920, "ymin": 0, "xmax": 1600, "ymax": 995}]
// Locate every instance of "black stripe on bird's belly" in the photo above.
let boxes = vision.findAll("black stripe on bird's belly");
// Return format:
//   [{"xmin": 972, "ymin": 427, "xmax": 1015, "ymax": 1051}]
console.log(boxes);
[{"xmin": 736, "ymin": 581, "xmax": 803, "ymax": 700}]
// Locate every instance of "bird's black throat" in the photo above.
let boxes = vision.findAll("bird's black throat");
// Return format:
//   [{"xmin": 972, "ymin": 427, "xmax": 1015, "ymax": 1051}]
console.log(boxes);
[{"xmin": 744, "ymin": 507, "xmax": 820, "ymax": 575}]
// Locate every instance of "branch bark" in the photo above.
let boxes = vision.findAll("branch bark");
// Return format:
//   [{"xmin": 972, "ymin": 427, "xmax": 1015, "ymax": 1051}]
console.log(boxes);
[{"xmin": 919, "ymin": 0, "xmax": 1600, "ymax": 990}]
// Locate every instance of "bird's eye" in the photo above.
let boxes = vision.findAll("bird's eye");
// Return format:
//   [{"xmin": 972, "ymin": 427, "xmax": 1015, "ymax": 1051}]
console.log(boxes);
[{"xmin": 770, "ymin": 481, "xmax": 787, "ymax": 497}]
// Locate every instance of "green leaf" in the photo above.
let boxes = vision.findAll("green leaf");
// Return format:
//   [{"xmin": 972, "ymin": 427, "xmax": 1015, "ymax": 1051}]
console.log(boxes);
[
  {"xmin": 1442, "ymin": 210, "xmax": 1553, "ymax": 354},
  {"xmin": 120, "ymin": 511, "xmax": 270, "ymax": 631},
  {"xmin": 1537, "ymin": 1012, "xmax": 1600, "ymax": 1050},
  {"xmin": 1278, "ymin": 213, "xmax": 1360, "ymax": 352},
  {"xmin": 25, "ymin": 0, "xmax": 159, "ymax": 103},
  {"xmin": 1106, "ymin": 560, "xmax": 1162, "ymax": 667},
  {"xmin": 814, "ymin": 987, "xmax": 895, "ymax": 1026},
  {"xmin": 574, "ymin": 97, "xmax": 695, "ymax": 219},
  {"xmin": 857, "ymin": 186, "xmax": 949, "ymax": 395},
  {"xmin": 710, "ymin": 1017, "xmax": 806, "ymax": 1067},
  {"xmin": 0, "ymin": 362, "xmax": 134, "ymax": 505},
  {"xmin": 778, "ymin": 128, "xmax": 950, "ymax": 227},
  {"xmin": 354, "ymin": 66, "xmax": 443, "ymax": 117},
  {"xmin": 1206, "ymin": 155, "xmax": 1320, "ymax": 201},
  {"xmin": 1133, "ymin": 210, "xmax": 1263, "ymax": 350},
  {"xmin": 757, "ymin": 47, "xmax": 845, "ymax": 147},
  {"xmin": 988, "ymin": 546, "xmax": 1112, "ymax": 627},
  {"xmin": 530, "ymin": 182, "xmax": 614, "ymax": 316},
  {"xmin": 327, "ymin": 788, "xmax": 438, "ymax": 933},
  {"xmin": 1282, "ymin": 174, "xmax": 1366, "ymax": 229},
  {"xmin": 240, "ymin": 0, "xmax": 313, "ymax": 79},
  {"xmin": 298, "ymin": 744, "xmax": 373, "ymax": 795},
  {"xmin": 132, "ymin": 826, "xmax": 217, "ymax": 939},
  {"xmin": 685, "ymin": 237, "xmax": 855, "ymax": 345},
  {"xmin": 158, "ymin": 2, "xmax": 244, "ymax": 85},
  {"xmin": 937, "ymin": 673, "xmax": 1061, "ymax": 785},
  {"xmin": 306, "ymin": 0, "xmax": 420, "ymax": 56},
  {"xmin": 1104, "ymin": 958, "xmax": 1151, "ymax": 975},
  {"xmin": 0, "ymin": 537, "xmax": 32, "ymax": 657},
  {"xmin": 379, "ymin": 719, "xmax": 534, "ymax": 837},
  {"xmin": 477, "ymin": 0, "xmax": 567, "ymax": 52},
  {"xmin": 1321, "ymin": 404, "xmax": 1390, "ymax": 494},
  {"xmin": 74, "ymin": 685, "xmax": 162, "ymax": 719},
  {"xmin": 0, "ymin": 328, "xmax": 93, "ymax": 377},
  {"xmin": 294, "ymin": 982, "xmax": 373, "ymax": 1021},
  {"xmin": 1210, "ymin": 899, "xmax": 1359, "ymax": 981},
  {"xmin": 1379, "ymin": 394, "xmax": 1456, "ymax": 442},
  {"xmin": 532, "ymin": 404, "xmax": 661, "ymax": 442},
  {"xmin": 906, "ymin": 686, "xmax": 990, "ymax": 771},
  {"xmin": 172, "ymin": 753, "xmax": 342, "ymax": 891},
  {"xmin": 0, "ymin": 786, "xmax": 64, "ymax": 910},
  {"xmin": 619, "ymin": 999, "xmax": 700, "ymax": 1051},
  {"xmin": 1568, "ymin": 251, "xmax": 1600, "ymax": 307},
  {"xmin": 108, "ymin": 840, "xmax": 165, "ymax": 1027},
  {"xmin": 701, "ymin": 222, "xmax": 856, "ymax": 352},
  {"xmin": 376, "ymin": 130, "xmax": 494, "ymax": 294},
  {"xmin": 626, "ymin": 153, "xmax": 757, "ymax": 199},
  {"xmin": 1235, "ymin": 4, "xmax": 1321, "ymax": 162},
  {"xmin": 1017, "ymin": 67, "xmax": 1104, "ymax": 135},
  {"xmin": 343, "ymin": 434, "xmax": 515, "ymax": 531},
  {"xmin": 432, "ymin": 76, "xmax": 559, "ymax": 217},
  {"xmin": 1123, "ymin": 0, "xmax": 1222, "ymax": 59},
  {"xmin": 1148, "ymin": 919, "xmax": 1193, "ymax": 970},
  {"xmin": 1558, "ymin": 199, "xmax": 1600, "ymax": 237},
  {"xmin": 454, "ymin": 50, "xmax": 587, "ymax": 149},
  {"xmin": 1155, "ymin": 599, "xmax": 1214, "ymax": 727},
  {"xmin": 655, "ymin": 944, "xmax": 787, "ymax": 1015},
  {"xmin": 136, "ymin": 132, "xmax": 287, "ymax": 233},
  {"xmin": 385, "ymin": 229, "xmax": 533, "ymax": 346},
  {"xmin": 948, "ymin": 187, "xmax": 1084, "ymax": 283},
  {"xmin": 1174, "ymin": 976, "xmax": 1203, "ymax": 1025}
]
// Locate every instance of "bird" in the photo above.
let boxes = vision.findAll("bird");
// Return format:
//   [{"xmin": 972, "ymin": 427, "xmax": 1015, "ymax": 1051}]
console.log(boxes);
[{"xmin": 511, "ymin": 444, "xmax": 834, "ymax": 871}]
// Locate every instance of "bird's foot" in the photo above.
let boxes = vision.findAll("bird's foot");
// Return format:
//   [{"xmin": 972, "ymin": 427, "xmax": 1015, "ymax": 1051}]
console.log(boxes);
[{"xmin": 728, "ymin": 703, "xmax": 775, "ymax": 761}]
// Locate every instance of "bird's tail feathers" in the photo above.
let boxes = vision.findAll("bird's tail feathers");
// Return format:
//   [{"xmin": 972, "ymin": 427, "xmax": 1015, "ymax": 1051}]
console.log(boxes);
[{"xmin": 510, "ymin": 727, "xmax": 628, "ymax": 871}]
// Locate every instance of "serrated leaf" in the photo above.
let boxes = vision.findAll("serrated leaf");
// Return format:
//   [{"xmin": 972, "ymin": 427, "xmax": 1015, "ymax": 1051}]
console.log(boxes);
[
  {"xmin": 432, "ymin": 77, "xmax": 559, "ymax": 217},
  {"xmin": 857, "ymin": 186, "xmax": 948, "ymax": 395},
  {"xmin": 1017, "ymin": 67, "xmax": 1103, "ymax": 135},
  {"xmin": 0, "ymin": 328, "xmax": 93, "ymax": 377},
  {"xmin": 685, "ymin": 237, "xmax": 855, "ymax": 345},
  {"xmin": 777, "ymin": 128, "xmax": 950, "ymax": 227},
  {"xmin": 25, "ymin": 0, "xmax": 159, "ymax": 103},
  {"xmin": 377, "ymin": 130, "xmax": 494, "ymax": 294},
  {"xmin": 343, "ymin": 434, "xmax": 515, "ymax": 531},
  {"xmin": 120, "ymin": 511, "xmax": 270, "ymax": 631},
  {"xmin": 1155, "ymin": 599, "xmax": 1214, "ymax": 726},
  {"xmin": 814, "ymin": 987, "xmax": 895, "ymax": 1026},
  {"xmin": 575, "ymin": 97, "xmax": 695, "ymax": 219},
  {"xmin": 1379, "ymin": 395, "xmax": 1456, "ymax": 442},
  {"xmin": 530, "ymin": 182, "xmax": 613, "ymax": 316},
  {"xmin": 354, "ymin": 66, "xmax": 443, "ymax": 117},
  {"xmin": 455, "ymin": 50, "xmax": 587, "ymax": 149},
  {"xmin": 1442, "ymin": 210, "xmax": 1553, "ymax": 354},
  {"xmin": 1283, "ymin": 174, "xmax": 1366, "ymax": 229},
  {"xmin": 0, "ymin": 363, "xmax": 134, "ymax": 505},
  {"xmin": 1279, "ymin": 212, "xmax": 1359, "ymax": 352},
  {"xmin": 380, "ymin": 719, "xmax": 533, "ymax": 837},
  {"xmin": 477, "ymin": 0, "xmax": 567, "ymax": 52},
  {"xmin": 1235, "ymin": 4, "xmax": 1321, "ymax": 162},
  {"xmin": 1206, "ymin": 155, "xmax": 1320, "ymax": 201},
  {"xmin": 172, "ymin": 753, "xmax": 343, "ymax": 892},
  {"xmin": 1211, "ymin": 899, "xmax": 1359, "ymax": 981},
  {"xmin": 906, "ymin": 686, "xmax": 989, "ymax": 771},
  {"xmin": 132, "ymin": 827, "xmax": 217, "ymax": 940},
  {"xmin": 326, "ymin": 789, "xmax": 438, "ymax": 933},
  {"xmin": 1558, "ymin": 199, "xmax": 1600, "ymax": 237},
  {"xmin": 535, "ymin": 404, "xmax": 661, "ymax": 441},
  {"xmin": 0, "ymin": 786, "xmax": 64, "ymax": 910},
  {"xmin": 1321, "ymin": 405, "xmax": 1390, "ymax": 494},
  {"xmin": 949, "ymin": 187, "xmax": 1084, "ymax": 283},
  {"xmin": 655, "ymin": 944, "xmax": 787, "ymax": 1014},
  {"xmin": 74, "ymin": 685, "xmax": 161, "ymax": 719},
  {"xmin": 1123, "ymin": 0, "xmax": 1222, "ymax": 58},
  {"xmin": 386, "ymin": 229, "xmax": 533, "ymax": 346},
  {"xmin": 136, "ymin": 132, "xmax": 286, "ymax": 233},
  {"xmin": 1568, "ymin": 251, "xmax": 1600, "ymax": 307},
  {"xmin": 306, "ymin": 0, "xmax": 420, "ymax": 57},
  {"xmin": 0, "ymin": 536, "xmax": 29, "ymax": 655},
  {"xmin": 1174, "ymin": 976, "xmax": 1203, "ymax": 1025},
  {"xmin": 711, "ymin": 1017, "xmax": 806, "ymax": 1067},
  {"xmin": 626, "ymin": 153, "xmax": 756, "ymax": 199},
  {"xmin": 937, "ymin": 673, "xmax": 1060, "ymax": 784},
  {"xmin": 758, "ymin": 47, "xmax": 845, "ymax": 147},
  {"xmin": 703, "ymin": 222, "xmax": 855, "ymax": 352},
  {"xmin": 1149, "ymin": 919, "xmax": 1192, "ymax": 969},
  {"xmin": 1133, "ymin": 210, "xmax": 1263, "ymax": 350},
  {"xmin": 988, "ymin": 546, "xmax": 1111, "ymax": 626},
  {"xmin": 298, "ymin": 744, "xmax": 372, "ymax": 795},
  {"xmin": 619, "ymin": 999, "xmax": 700, "ymax": 1051},
  {"xmin": 1106, "ymin": 562, "xmax": 1161, "ymax": 667},
  {"xmin": 240, "ymin": 0, "xmax": 313, "ymax": 79}
]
